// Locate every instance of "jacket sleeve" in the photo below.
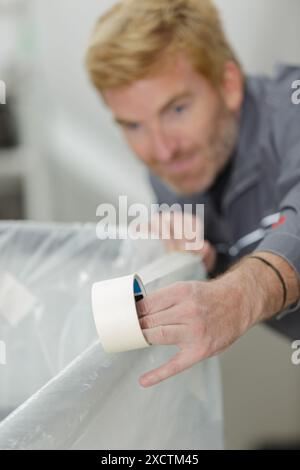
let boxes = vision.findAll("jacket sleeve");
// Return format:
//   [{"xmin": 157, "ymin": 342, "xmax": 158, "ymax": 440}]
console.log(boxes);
[{"xmin": 255, "ymin": 100, "xmax": 300, "ymax": 314}]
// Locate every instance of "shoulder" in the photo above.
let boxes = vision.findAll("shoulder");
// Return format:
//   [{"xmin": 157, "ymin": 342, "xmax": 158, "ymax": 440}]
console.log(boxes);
[
  {"xmin": 246, "ymin": 64, "xmax": 300, "ymax": 111},
  {"xmin": 254, "ymin": 65, "xmax": 300, "ymax": 154},
  {"xmin": 267, "ymin": 64, "xmax": 300, "ymax": 108}
]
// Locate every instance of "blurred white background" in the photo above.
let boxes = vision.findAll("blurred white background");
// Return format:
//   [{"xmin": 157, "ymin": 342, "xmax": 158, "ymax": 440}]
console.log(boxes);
[{"xmin": 0, "ymin": 0, "xmax": 300, "ymax": 449}]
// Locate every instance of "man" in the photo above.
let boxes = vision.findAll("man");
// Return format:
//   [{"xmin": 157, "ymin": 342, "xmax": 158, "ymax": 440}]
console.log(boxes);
[{"xmin": 86, "ymin": 0, "xmax": 300, "ymax": 388}]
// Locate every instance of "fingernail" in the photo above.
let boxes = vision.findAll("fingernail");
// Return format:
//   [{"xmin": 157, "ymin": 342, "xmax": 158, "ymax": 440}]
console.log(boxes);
[{"xmin": 140, "ymin": 376, "xmax": 150, "ymax": 388}]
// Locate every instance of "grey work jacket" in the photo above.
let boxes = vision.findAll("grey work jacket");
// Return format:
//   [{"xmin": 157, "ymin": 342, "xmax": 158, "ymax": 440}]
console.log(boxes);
[{"xmin": 149, "ymin": 65, "xmax": 300, "ymax": 340}]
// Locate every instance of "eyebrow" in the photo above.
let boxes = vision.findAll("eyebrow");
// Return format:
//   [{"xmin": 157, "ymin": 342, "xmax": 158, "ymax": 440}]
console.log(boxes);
[{"xmin": 114, "ymin": 91, "xmax": 192, "ymax": 127}]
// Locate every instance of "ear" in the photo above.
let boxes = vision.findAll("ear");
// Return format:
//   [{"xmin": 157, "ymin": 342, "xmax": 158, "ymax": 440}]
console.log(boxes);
[{"xmin": 221, "ymin": 61, "xmax": 244, "ymax": 113}]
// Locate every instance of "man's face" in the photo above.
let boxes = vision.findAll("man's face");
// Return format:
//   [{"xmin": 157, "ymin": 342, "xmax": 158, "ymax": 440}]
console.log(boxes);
[{"xmin": 104, "ymin": 54, "xmax": 242, "ymax": 195}]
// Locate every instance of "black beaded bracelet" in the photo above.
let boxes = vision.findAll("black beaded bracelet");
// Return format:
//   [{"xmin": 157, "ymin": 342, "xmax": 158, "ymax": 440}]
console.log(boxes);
[{"xmin": 248, "ymin": 255, "xmax": 287, "ymax": 312}]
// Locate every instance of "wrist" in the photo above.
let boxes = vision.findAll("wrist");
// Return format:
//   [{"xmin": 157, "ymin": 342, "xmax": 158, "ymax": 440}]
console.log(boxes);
[
  {"xmin": 220, "ymin": 256, "xmax": 279, "ymax": 328},
  {"xmin": 247, "ymin": 252, "xmax": 300, "ymax": 314},
  {"xmin": 213, "ymin": 266, "xmax": 260, "ymax": 335},
  {"xmin": 227, "ymin": 251, "xmax": 300, "ymax": 324},
  {"xmin": 241, "ymin": 256, "xmax": 280, "ymax": 322}
]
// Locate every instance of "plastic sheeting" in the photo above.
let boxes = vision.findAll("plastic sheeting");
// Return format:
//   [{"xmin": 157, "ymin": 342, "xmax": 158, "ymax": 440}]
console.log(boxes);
[{"xmin": 0, "ymin": 221, "xmax": 223, "ymax": 450}]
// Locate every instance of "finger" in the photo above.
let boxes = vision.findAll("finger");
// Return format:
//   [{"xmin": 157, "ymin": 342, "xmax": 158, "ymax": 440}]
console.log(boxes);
[
  {"xmin": 151, "ymin": 211, "xmax": 191, "ymax": 243},
  {"xmin": 139, "ymin": 304, "xmax": 188, "ymax": 329},
  {"xmin": 149, "ymin": 212, "xmax": 171, "ymax": 239},
  {"xmin": 136, "ymin": 290, "xmax": 174, "ymax": 318},
  {"xmin": 136, "ymin": 283, "xmax": 192, "ymax": 318},
  {"xmin": 201, "ymin": 241, "xmax": 216, "ymax": 273},
  {"xmin": 164, "ymin": 238, "xmax": 179, "ymax": 252},
  {"xmin": 164, "ymin": 238, "xmax": 186, "ymax": 252},
  {"xmin": 139, "ymin": 351, "xmax": 194, "ymax": 388},
  {"xmin": 142, "ymin": 324, "xmax": 185, "ymax": 346},
  {"xmin": 136, "ymin": 293, "xmax": 174, "ymax": 319}
]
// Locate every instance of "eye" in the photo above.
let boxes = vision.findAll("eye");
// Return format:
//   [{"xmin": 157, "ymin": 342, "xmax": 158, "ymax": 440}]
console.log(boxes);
[
  {"xmin": 125, "ymin": 122, "xmax": 140, "ymax": 131},
  {"xmin": 173, "ymin": 104, "xmax": 187, "ymax": 114}
]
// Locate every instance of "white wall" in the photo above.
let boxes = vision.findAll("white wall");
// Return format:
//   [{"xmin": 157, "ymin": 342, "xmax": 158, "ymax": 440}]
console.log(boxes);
[
  {"xmin": 215, "ymin": 0, "xmax": 300, "ymax": 74},
  {"xmin": 27, "ymin": 0, "xmax": 153, "ymax": 222}
]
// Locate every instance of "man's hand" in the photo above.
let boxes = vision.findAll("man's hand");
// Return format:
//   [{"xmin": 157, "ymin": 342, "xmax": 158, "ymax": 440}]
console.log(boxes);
[
  {"xmin": 147, "ymin": 211, "xmax": 217, "ymax": 273},
  {"xmin": 137, "ymin": 251, "xmax": 300, "ymax": 388},
  {"xmin": 137, "ymin": 269, "xmax": 255, "ymax": 388}
]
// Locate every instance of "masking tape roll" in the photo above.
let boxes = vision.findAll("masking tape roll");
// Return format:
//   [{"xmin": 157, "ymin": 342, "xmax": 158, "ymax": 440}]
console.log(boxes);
[{"xmin": 91, "ymin": 274, "xmax": 150, "ymax": 353}]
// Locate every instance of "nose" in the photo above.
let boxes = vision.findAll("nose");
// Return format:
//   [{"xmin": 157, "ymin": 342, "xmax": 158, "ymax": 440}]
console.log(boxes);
[{"xmin": 149, "ymin": 126, "xmax": 177, "ymax": 163}]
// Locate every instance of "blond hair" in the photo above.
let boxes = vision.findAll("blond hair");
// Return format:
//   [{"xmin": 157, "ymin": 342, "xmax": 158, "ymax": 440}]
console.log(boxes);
[{"xmin": 85, "ymin": 0, "xmax": 241, "ymax": 91}]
